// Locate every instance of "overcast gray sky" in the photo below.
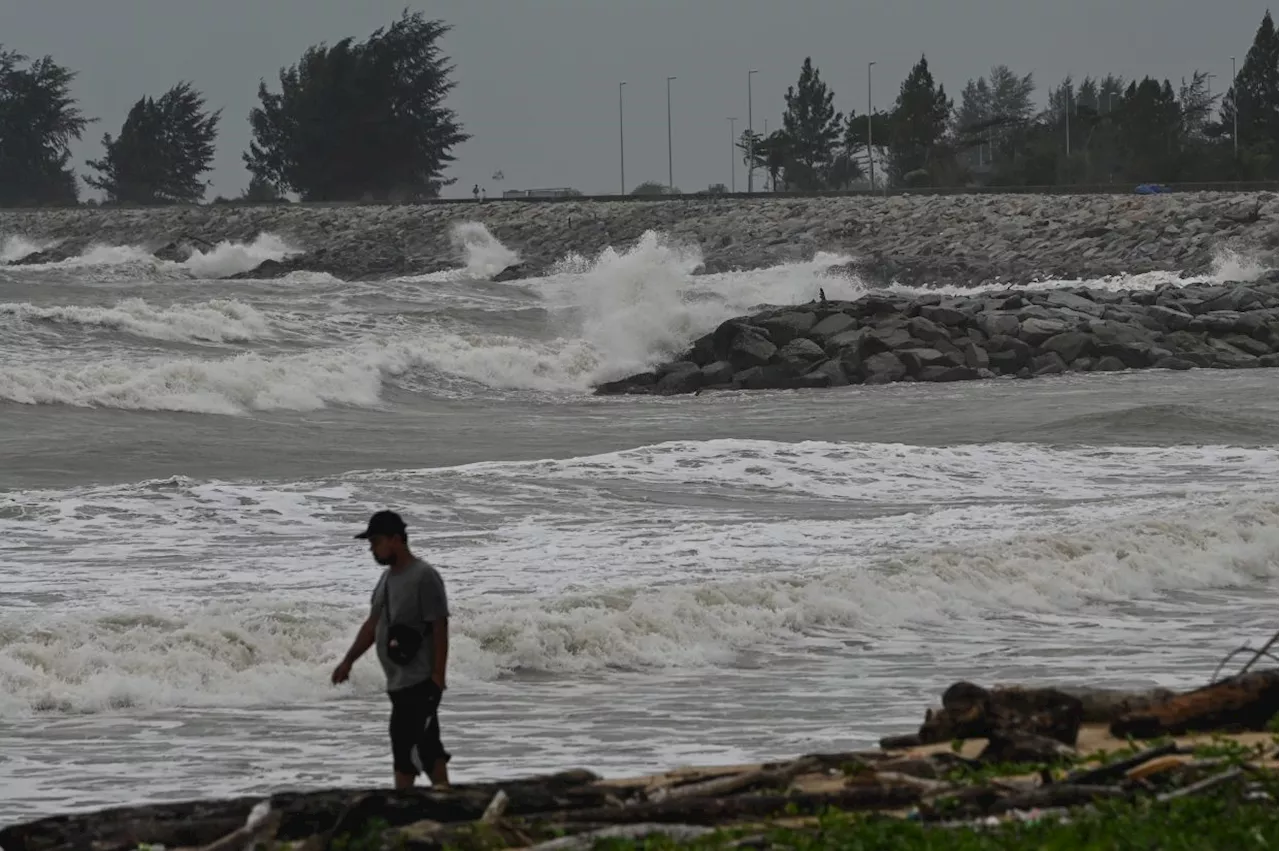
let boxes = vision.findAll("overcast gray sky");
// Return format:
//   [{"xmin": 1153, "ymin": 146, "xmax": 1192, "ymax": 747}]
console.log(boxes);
[{"xmin": 6, "ymin": 0, "xmax": 1267, "ymax": 199}]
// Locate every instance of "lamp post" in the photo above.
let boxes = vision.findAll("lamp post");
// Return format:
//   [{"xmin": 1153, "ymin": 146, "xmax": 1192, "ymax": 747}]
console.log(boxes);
[
  {"xmin": 1231, "ymin": 56, "xmax": 1238, "ymax": 158},
  {"xmin": 666, "ymin": 76, "xmax": 677, "ymax": 192},
  {"xmin": 728, "ymin": 117, "xmax": 737, "ymax": 192},
  {"xmin": 747, "ymin": 69, "xmax": 758, "ymax": 193},
  {"xmin": 867, "ymin": 61, "xmax": 876, "ymax": 190},
  {"xmin": 1064, "ymin": 82, "xmax": 1072, "ymax": 157},
  {"xmin": 618, "ymin": 81, "xmax": 627, "ymax": 196}
]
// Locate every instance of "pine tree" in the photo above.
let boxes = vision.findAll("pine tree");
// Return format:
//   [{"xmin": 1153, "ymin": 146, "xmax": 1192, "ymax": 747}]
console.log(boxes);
[
  {"xmin": 1221, "ymin": 10, "xmax": 1278, "ymax": 176},
  {"xmin": 780, "ymin": 57, "xmax": 842, "ymax": 190},
  {"xmin": 245, "ymin": 11, "xmax": 468, "ymax": 201},
  {"xmin": 887, "ymin": 55, "xmax": 953, "ymax": 185},
  {"xmin": 85, "ymin": 82, "xmax": 220, "ymax": 204},
  {"xmin": 0, "ymin": 48, "xmax": 89, "ymax": 205}
]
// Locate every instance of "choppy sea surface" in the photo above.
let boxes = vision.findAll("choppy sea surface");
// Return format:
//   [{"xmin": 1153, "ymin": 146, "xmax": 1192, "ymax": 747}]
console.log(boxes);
[{"xmin": 1, "ymin": 225, "xmax": 1276, "ymax": 824}]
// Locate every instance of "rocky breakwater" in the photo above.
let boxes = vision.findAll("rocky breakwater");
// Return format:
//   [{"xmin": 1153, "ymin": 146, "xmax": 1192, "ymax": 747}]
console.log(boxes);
[
  {"xmin": 595, "ymin": 274, "xmax": 1280, "ymax": 396},
  {"xmin": 1, "ymin": 191, "xmax": 1276, "ymax": 285}
]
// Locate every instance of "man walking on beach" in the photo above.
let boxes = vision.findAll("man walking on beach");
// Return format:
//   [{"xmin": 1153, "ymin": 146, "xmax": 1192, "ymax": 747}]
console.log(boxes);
[{"xmin": 332, "ymin": 510, "xmax": 452, "ymax": 789}]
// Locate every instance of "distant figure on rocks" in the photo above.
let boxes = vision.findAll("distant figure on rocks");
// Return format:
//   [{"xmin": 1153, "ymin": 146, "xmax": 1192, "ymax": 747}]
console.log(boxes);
[
  {"xmin": 472, "ymin": 184, "xmax": 480, "ymax": 202},
  {"xmin": 332, "ymin": 510, "xmax": 452, "ymax": 789},
  {"xmin": 819, "ymin": 287, "xmax": 828, "ymax": 306},
  {"xmin": 481, "ymin": 187, "xmax": 487, "ymax": 201}
]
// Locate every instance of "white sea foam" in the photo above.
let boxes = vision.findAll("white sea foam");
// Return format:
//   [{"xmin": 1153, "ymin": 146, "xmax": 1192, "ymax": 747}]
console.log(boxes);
[
  {"xmin": 181, "ymin": 233, "xmax": 300, "ymax": 278},
  {"xmin": 1, "ymin": 235, "xmax": 53, "ymax": 264},
  {"xmin": 1, "ymin": 495, "xmax": 1272, "ymax": 714},
  {"xmin": 451, "ymin": 221, "xmax": 520, "ymax": 279},
  {"xmin": 0, "ymin": 298, "xmax": 275, "ymax": 344}
]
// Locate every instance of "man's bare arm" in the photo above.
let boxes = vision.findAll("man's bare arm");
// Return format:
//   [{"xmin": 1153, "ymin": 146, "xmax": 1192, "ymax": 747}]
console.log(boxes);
[{"xmin": 333, "ymin": 613, "xmax": 378, "ymax": 683}]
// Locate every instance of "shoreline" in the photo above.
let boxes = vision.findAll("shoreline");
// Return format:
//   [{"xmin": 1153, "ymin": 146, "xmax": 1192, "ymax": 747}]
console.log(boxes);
[
  {"xmin": 594, "ymin": 274, "xmax": 1280, "ymax": 395},
  {"xmin": 2, "ymin": 190, "xmax": 1276, "ymax": 286},
  {"xmin": 3, "ymin": 665, "xmax": 1275, "ymax": 850}
]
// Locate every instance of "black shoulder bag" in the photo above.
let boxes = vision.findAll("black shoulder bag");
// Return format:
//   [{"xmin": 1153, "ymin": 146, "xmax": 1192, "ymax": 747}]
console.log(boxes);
[{"xmin": 381, "ymin": 577, "xmax": 432, "ymax": 666}]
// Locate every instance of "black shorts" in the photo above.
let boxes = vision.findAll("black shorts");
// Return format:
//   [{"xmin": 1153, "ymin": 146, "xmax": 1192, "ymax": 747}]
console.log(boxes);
[{"xmin": 387, "ymin": 679, "xmax": 451, "ymax": 776}]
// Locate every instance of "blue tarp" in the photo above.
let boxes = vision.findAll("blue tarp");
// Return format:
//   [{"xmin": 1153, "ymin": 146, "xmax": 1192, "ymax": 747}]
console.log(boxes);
[{"xmin": 1134, "ymin": 183, "xmax": 1173, "ymax": 194}]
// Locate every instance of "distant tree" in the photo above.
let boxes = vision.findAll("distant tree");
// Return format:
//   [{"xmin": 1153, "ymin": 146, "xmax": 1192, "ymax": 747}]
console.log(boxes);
[
  {"xmin": 84, "ymin": 82, "xmax": 220, "ymax": 204},
  {"xmin": 1221, "ymin": 10, "xmax": 1278, "ymax": 178},
  {"xmin": 887, "ymin": 55, "xmax": 954, "ymax": 185},
  {"xmin": 841, "ymin": 110, "xmax": 891, "ymax": 187},
  {"xmin": 241, "ymin": 174, "xmax": 284, "ymax": 202},
  {"xmin": 631, "ymin": 180, "xmax": 678, "ymax": 195},
  {"xmin": 0, "ymin": 47, "xmax": 90, "ymax": 205},
  {"xmin": 244, "ymin": 10, "xmax": 469, "ymax": 201},
  {"xmin": 781, "ymin": 57, "xmax": 842, "ymax": 190}
]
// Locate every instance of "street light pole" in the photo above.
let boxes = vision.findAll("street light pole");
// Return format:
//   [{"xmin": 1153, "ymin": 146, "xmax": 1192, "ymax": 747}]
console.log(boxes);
[
  {"xmin": 1064, "ymin": 83, "xmax": 1071, "ymax": 158},
  {"xmin": 728, "ymin": 117, "xmax": 737, "ymax": 193},
  {"xmin": 1231, "ymin": 56, "xmax": 1238, "ymax": 158},
  {"xmin": 666, "ymin": 76, "xmax": 677, "ymax": 192},
  {"xmin": 867, "ymin": 61, "xmax": 876, "ymax": 190},
  {"xmin": 747, "ymin": 69, "xmax": 758, "ymax": 193},
  {"xmin": 618, "ymin": 81, "xmax": 627, "ymax": 196}
]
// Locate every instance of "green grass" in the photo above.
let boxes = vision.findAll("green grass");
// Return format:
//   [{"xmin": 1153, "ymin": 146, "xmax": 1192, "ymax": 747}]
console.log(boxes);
[{"xmin": 586, "ymin": 792, "xmax": 1277, "ymax": 851}]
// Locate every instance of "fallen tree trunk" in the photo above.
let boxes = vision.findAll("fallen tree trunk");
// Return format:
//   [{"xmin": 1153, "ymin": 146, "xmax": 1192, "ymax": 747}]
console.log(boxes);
[
  {"xmin": 539, "ymin": 785, "xmax": 922, "ymax": 826},
  {"xmin": 916, "ymin": 682, "xmax": 1084, "ymax": 746},
  {"xmin": 1109, "ymin": 669, "xmax": 1278, "ymax": 739},
  {"xmin": 1062, "ymin": 742, "xmax": 1180, "ymax": 786},
  {"xmin": 1, "ymin": 771, "xmax": 606, "ymax": 851}
]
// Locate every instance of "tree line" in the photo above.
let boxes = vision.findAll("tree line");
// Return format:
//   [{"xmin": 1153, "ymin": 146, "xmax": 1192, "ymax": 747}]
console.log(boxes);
[
  {"xmin": 0, "ymin": 10, "xmax": 1273, "ymax": 207},
  {"xmin": 739, "ymin": 11, "xmax": 1275, "ymax": 191},
  {"xmin": 0, "ymin": 11, "xmax": 466, "ymax": 206}
]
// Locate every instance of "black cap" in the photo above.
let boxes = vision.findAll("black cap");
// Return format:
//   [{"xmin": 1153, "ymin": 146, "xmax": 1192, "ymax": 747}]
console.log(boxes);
[{"xmin": 354, "ymin": 510, "xmax": 407, "ymax": 539}]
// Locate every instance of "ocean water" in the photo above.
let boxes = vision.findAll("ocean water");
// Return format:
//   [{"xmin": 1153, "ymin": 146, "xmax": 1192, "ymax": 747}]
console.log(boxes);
[{"xmin": 0, "ymin": 224, "xmax": 1276, "ymax": 825}]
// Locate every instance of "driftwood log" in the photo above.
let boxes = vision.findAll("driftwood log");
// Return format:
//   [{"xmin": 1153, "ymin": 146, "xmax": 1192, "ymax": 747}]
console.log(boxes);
[
  {"xmin": 1109, "ymin": 669, "xmax": 1279, "ymax": 738},
  {"xmin": 540, "ymin": 785, "xmax": 923, "ymax": 827},
  {"xmin": 0, "ymin": 771, "xmax": 606, "ymax": 851},
  {"xmin": 915, "ymin": 681, "xmax": 1085, "ymax": 746}
]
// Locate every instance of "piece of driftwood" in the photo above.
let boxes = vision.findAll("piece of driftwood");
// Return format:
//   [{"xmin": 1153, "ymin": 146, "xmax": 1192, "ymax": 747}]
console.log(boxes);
[
  {"xmin": 652, "ymin": 756, "xmax": 822, "ymax": 802},
  {"xmin": 1059, "ymin": 686, "xmax": 1178, "ymax": 723},
  {"xmin": 989, "ymin": 783, "xmax": 1128, "ymax": 814},
  {"xmin": 0, "ymin": 771, "xmax": 606, "ymax": 851},
  {"xmin": 525, "ymin": 823, "xmax": 716, "ymax": 851},
  {"xmin": 194, "ymin": 803, "xmax": 281, "ymax": 851},
  {"xmin": 1155, "ymin": 768, "xmax": 1244, "ymax": 802},
  {"xmin": 917, "ymin": 682, "xmax": 1084, "ymax": 746},
  {"xmin": 1109, "ymin": 669, "xmax": 1279, "ymax": 738},
  {"xmin": 1062, "ymin": 742, "xmax": 1180, "ymax": 785},
  {"xmin": 978, "ymin": 732, "xmax": 1077, "ymax": 764},
  {"xmin": 543, "ymin": 785, "xmax": 923, "ymax": 826},
  {"xmin": 480, "ymin": 790, "xmax": 509, "ymax": 823}
]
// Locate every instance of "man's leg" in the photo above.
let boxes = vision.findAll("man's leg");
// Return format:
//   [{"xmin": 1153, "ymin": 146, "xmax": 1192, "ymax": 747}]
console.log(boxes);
[
  {"xmin": 420, "ymin": 690, "xmax": 452, "ymax": 787},
  {"xmin": 388, "ymin": 688, "xmax": 423, "ymax": 790}
]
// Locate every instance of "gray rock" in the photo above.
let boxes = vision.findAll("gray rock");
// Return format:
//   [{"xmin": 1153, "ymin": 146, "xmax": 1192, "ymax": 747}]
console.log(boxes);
[
  {"xmin": 1153, "ymin": 356, "xmax": 1195, "ymax": 370},
  {"xmin": 1031, "ymin": 351, "xmax": 1068, "ymax": 375},
  {"xmin": 919, "ymin": 365, "xmax": 981, "ymax": 382},
  {"xmin": 1085, "ymin": 319, "xmax": 1155, "ymax": 345},
  {"xmin": 809, "ymin": 312, "xmax": 858, "ymax": 340},
  {"xmin": 918, "ymin": 303, "xmax": 969, "ymax": 326},
  {"xmin": 1260, "ymin": 353, "xmax": 1280, "ymax": 367},
  {"xmin": 1040, "ymin": 331, "xmax": 1094, "ymax": 363},
  {"xmin": 655, "ymin": 362, "xmax": 703, "ymax": 394},
  {"xmin": 823, "ymin": 327, "xmax": 873, "ymax": 355},
  {"xmin": 867, "ymin": 323, "xmax": 915, "ymax": 351},
  {"xmin": 1222, "ymin": 334, "xmax": 1273, "ymax": 356},
  {"xmin": 778, "ymin": 337, "xmax": 826, "ymax": 365},
  {"xmin": 1146, "ymin": 305, "xmax": 1192, "ymax": 332},
  {"xmin": 962, "ymin": 341, "xmax": 990, "ymax": 370},
  {"xmin": 1019, "ymin": 317, "xmax": 1072, "ymax": 345},
  {"xmin": 906, "ymin": 316, "xmax": 950, "ymax": 344},
  {"xmin": 898, "ymin": 348, "xmax": 954, "ymax": 375},
  {"xmin": 699, "ymin": 360, "xmax": 735, "ymax": 385},
  {"xmin": 758, "ymin": 311, "xmax": 817, "ymax": 345},
  {"xmin": 728, "ymin": 328, "xmax": 777, "ymax": 369},
  {"xmin": 1094, "ymin": 356, "xmax": 1127, "ymax": 371},
  {"xmin": 806, "ymin": 358, "xmax": 850, "ymax": 387},
  {"xmin": 734, "ymin": 364, "xmax": 800, "ymax": 390},
  {"xmin": 861, "ymin": 351, "xmax": 907, "ymax": 384},
  {"xmin": 1043, "ymin": 290, "xmax": 1104, "ymax": 316}
]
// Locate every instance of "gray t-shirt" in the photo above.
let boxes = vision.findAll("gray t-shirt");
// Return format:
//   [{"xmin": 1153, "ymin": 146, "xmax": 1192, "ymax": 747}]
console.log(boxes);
[{"xmin": 370, "ymin": 558, "xmax": 449, "ymax": 692}]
